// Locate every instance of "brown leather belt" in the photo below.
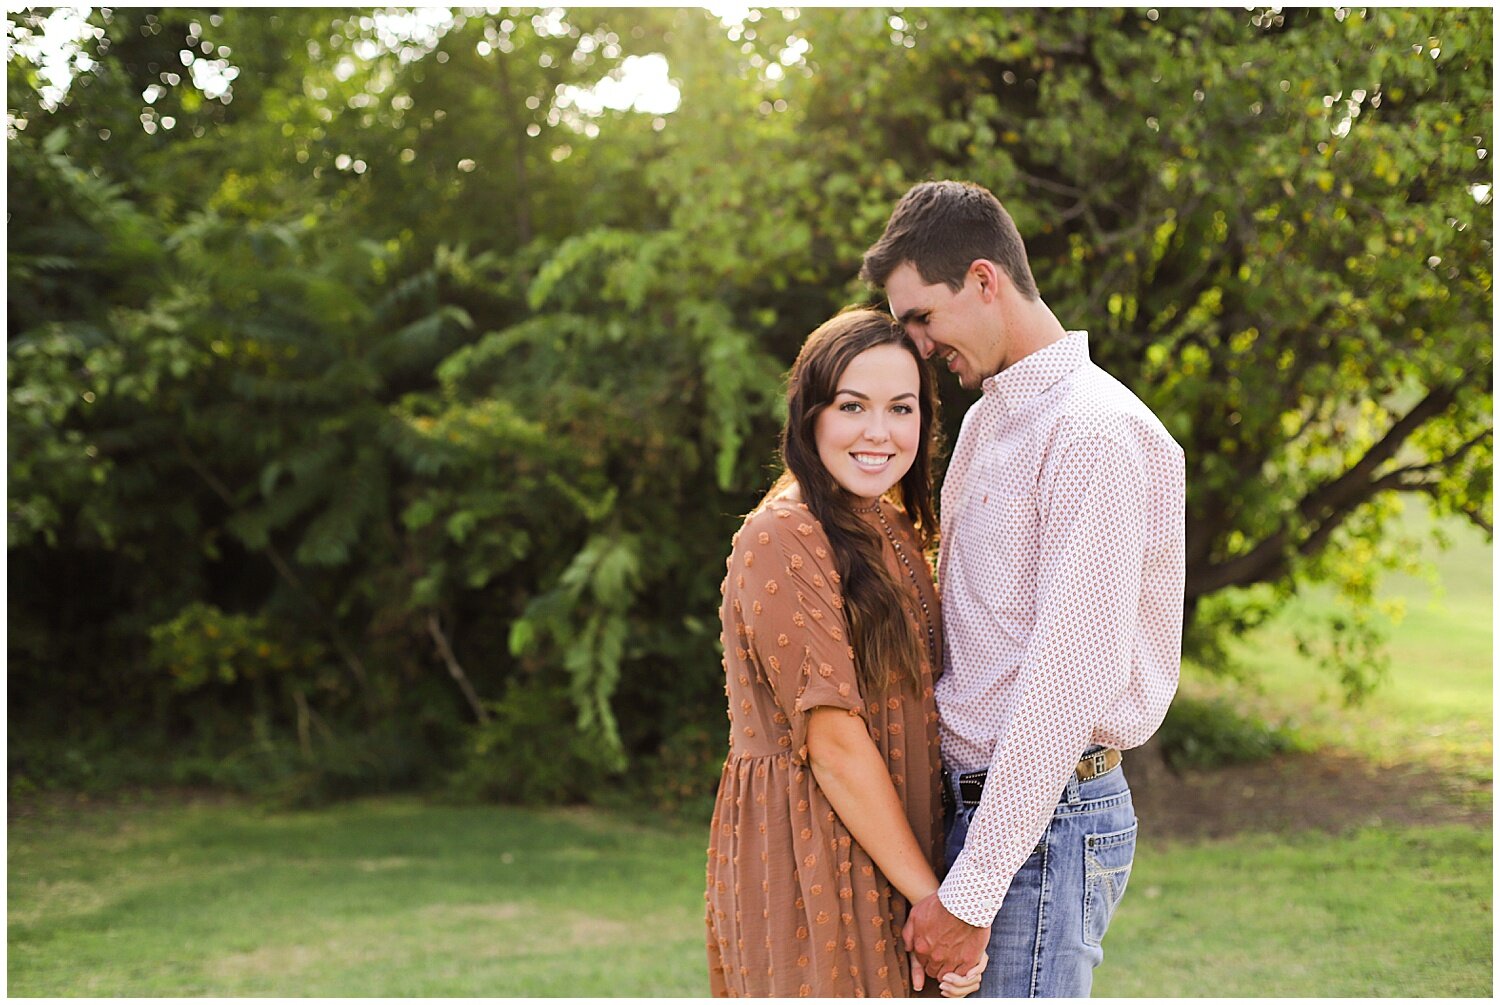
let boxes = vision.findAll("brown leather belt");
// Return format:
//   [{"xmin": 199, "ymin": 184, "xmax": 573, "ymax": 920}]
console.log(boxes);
[
  {"xmin": 948, "ymin": 748, "xmax": 1122, "ymax": 810},
  {"xmin": 1076, "ymin": 746, "xmax": 1122, "ymax": 781}
]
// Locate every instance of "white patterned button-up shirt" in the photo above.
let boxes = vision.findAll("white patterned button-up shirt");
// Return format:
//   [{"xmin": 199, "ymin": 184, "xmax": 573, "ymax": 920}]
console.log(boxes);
[{"xmin": 934, "ymin": 330, "xmax": 1185, "ymax": 927}]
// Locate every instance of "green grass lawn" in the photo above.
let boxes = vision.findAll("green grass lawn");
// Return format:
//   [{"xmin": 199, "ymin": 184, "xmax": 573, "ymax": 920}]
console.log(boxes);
[
  {"xmin": 8, "ymin": 798, "xmax": 1491, "ymax": 997},
  {"xmin": 1100, "ymin": 826, "xmax": 1492, "ymax": 997},
  {"xmin": 8, "ymin": 798, "xmax": 712, "ymax": 997}
]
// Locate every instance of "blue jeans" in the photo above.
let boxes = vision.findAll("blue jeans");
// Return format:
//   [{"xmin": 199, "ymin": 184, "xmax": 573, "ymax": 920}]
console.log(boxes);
[{"xmin": 943, "ymin": 759, "xmax": 1137, "ymax": 997}]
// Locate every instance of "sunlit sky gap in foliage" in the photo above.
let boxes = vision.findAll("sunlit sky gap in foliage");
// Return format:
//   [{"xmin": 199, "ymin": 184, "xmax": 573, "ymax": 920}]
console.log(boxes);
[
  {"xmin": 6, "ymin": 7, "xmax": 690, "ymax": 122},
  {"xmin": 5, "ymin": 6, "xmax": 1489, "ymax": 205}
]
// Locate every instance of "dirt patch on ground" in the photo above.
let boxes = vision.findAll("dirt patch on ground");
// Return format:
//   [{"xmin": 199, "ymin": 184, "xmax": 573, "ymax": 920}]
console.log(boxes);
[{"xmin": 1126, "ymin": 747, "xmax": 1492, "ymax": 842}]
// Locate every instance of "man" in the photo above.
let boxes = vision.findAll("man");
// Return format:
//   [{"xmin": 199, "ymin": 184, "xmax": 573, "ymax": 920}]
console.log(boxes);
[{"xmin": 860, "ymin": 180, "xmax": 1185, "ymax": 997}]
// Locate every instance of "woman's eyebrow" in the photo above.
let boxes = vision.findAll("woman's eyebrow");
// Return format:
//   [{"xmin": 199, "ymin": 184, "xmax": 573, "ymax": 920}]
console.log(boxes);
[{"xmin": 832, "ymin": 389, "xmax": 917, "ymax": 402}]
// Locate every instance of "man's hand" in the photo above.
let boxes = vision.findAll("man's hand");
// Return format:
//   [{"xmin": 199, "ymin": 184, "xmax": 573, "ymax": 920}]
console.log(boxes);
[{"xmin": 903, "ymin": 891, "xmax": 990, "ymax": 989}]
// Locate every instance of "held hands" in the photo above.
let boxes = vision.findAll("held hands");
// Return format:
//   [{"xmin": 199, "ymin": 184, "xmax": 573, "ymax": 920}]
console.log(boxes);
[
  {"xmin": 938, "ymin": 952, "xmax": 988, "ymax": 998},
  {"xmin": 903, "ymin": 891, "xmax": 990, "ymax": 995}
]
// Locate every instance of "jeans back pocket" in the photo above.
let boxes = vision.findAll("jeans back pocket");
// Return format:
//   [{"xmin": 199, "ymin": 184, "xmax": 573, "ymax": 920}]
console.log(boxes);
[{"xmin": 1082, "ymin": 821, "xmax": 1138, "ymax": 947}]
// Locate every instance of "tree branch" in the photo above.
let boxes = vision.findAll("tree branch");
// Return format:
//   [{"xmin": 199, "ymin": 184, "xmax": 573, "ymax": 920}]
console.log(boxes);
[
  {"xmin": 175, "ymin": 436, "xmax": 375, "ymax": 705},
  {"xmin": 427, "ymin": 611, "xmax": 490, "ymax": 724},
  {"xmin": 1185, "ymin": 384, "xmax": 1476, "ymax": 598},
  {"xmin": 1296, "ymin": 385, "xmax": 1460, "ymax": 525},
  {"xmin": 494, "ymin": 52, "xmax": 532, "ymax": 248}
]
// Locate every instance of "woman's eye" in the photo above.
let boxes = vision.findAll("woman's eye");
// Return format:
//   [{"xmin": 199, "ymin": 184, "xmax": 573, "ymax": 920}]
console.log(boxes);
[
  {"xmin": 838, "ymin": 401, "xmax": 863, "ymax": 413},
  {"xmin": 892, "ymin": 404, "xmax": 914, "ymax": 415}
]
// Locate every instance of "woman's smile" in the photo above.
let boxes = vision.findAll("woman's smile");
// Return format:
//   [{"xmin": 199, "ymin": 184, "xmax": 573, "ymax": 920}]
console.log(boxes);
[
  {"xmin": 852, "ymin": 451, "xmax": 895, "ymax": 470},
  {"xmin": 814, "ymin": 344, "xmax": 922, "ymax": 500}
]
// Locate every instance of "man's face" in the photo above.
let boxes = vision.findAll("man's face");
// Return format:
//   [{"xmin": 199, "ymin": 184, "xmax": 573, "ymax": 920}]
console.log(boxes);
[{"xmin": 885, "ymin": 262, "xmax": 1006, "ymax": 390}]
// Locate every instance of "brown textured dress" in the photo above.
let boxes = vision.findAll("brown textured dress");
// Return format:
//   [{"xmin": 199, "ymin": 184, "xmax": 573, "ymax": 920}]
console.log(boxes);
[{"xmin": 705, "ymin": 496, "xmax": 943, "ymax": 998}]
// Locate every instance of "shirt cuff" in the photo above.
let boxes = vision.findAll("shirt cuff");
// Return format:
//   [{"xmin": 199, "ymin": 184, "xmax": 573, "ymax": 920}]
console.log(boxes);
[{"xmin": 936, "ymin": 852, "xmax": 1010, "ymax": 928}]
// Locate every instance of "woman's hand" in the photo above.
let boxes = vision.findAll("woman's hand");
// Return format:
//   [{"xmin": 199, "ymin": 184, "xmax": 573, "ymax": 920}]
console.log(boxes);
[{"xmin": 937, "ymin": 952, "xmax": 988, "ymax": 998}]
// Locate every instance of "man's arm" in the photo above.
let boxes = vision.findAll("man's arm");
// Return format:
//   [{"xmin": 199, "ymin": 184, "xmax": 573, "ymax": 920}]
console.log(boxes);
[{"xmin": 934, "ymin": 434, "xmax": 1150, "ymax": 929}]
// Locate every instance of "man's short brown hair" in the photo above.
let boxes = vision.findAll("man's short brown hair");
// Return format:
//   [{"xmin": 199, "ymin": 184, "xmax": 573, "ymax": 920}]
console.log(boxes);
[{"xmin": 860, "ymin": 180, "xmax": 1038, "ymax": 299}]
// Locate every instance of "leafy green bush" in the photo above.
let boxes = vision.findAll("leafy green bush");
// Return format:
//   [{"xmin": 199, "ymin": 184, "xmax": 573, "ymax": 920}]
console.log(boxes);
[
  {"xmin": 267, "ymin": 721, "xmax": 441, "ymax": 808},
  {"xmin": 147, "ymin": 602, "xmax": 327, "ymax": 692},
  {"xmin": 637, "ymin": 722, "xmax": 728, "ymax": 818},
  {"xmin": 446, "ymin": 679, "xmax": 622, "ymax": 804},
  {"xmin": 8, "ymin": 734, "xmax": 170, "ymax": 795},
  {"xmin": 1155, "ymin": 696, "xmax": 1308, "ymax": 770}
]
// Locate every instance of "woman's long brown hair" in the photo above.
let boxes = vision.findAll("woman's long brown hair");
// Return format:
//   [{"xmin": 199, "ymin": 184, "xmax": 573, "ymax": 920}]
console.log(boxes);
[{"xmin": 766, "ymin": 308, "xmax": 941, "ymax": 696}]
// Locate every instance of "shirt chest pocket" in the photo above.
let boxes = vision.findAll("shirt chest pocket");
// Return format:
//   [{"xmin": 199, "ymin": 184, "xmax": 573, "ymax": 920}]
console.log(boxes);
[{"xmin": 959, "ymin": 491, "xmax": 1039, "ymax": 616}]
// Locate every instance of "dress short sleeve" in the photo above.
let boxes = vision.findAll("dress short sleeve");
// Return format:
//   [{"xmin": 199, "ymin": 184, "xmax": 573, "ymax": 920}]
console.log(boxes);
[{"xmin": 736, "ymin": 504, "xmax": 865, "ymax": 765}]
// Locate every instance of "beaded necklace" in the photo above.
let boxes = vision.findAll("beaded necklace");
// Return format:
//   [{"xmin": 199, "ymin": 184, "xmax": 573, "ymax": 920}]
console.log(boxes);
[{"xmin": 853, "ymin": 499, "xmax": 939, "ymax": 672}]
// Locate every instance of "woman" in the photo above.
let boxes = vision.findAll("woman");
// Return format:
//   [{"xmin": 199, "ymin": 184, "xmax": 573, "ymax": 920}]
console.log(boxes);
[{"xmin": 704, "ymin": 309, "xmax": 984, "ymax": 997}]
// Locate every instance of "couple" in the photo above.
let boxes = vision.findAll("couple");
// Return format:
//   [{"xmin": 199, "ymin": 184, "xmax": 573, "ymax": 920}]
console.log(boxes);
[{"xmin": 705, "ymin": 181, "xmax": 1186, "ymax": 998}]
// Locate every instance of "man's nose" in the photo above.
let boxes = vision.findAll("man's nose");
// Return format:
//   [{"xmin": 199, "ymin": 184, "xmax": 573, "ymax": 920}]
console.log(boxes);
[{"xmin": 910, "ymin": 331, "xmax": 935, "ymax": 358}]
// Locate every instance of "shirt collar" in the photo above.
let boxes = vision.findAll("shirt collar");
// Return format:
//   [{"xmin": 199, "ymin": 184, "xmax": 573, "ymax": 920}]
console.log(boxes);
[{"xmin": 980, "ymin": 330, "xmax": 1091, "ymax": 410}]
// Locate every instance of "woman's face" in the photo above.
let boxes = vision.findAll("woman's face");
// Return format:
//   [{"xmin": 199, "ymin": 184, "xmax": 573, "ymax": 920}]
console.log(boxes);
[{"xmin": 814, "ymin": 343, "xmax": 922, "ymax": 502}]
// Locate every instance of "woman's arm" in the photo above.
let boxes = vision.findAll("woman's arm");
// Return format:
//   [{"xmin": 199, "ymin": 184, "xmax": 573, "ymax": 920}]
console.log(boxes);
[{"xmin": 806, "ymin": 706, "xmax": 940, "ymax": 905}]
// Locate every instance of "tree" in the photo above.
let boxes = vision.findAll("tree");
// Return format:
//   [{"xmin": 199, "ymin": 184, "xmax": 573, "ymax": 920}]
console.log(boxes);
[
  {"xmin": 7, "ymin": 7, "xmax": 1491, "ymax": 800},
  {"xmin": 770, "ymin": 7, "xmax": 1493, "ymax": 693}
]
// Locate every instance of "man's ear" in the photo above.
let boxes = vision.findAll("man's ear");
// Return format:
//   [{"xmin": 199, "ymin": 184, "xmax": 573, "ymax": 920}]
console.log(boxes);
[{"xmin": 970, "ymin": 259, "xmax": 1005, "ymax": 302}]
